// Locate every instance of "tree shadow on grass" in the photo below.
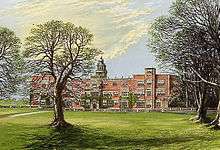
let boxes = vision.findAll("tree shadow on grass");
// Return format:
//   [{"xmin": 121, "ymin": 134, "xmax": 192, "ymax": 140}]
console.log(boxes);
[{"xmin": 23, "ymin": 124, "xmax": 218, "ymax": 150}]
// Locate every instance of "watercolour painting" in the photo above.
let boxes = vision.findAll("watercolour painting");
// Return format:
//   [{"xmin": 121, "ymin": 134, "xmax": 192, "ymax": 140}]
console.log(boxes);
[{"xmin": 1, "ymin": 0, "xmax": 220, "ymax": 149}]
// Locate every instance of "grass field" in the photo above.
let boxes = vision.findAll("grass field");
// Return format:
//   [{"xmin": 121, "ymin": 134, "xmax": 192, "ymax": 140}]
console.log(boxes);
[{"xmin": 0, "ymin": 109, "xmax": 220, "ymax": 150}]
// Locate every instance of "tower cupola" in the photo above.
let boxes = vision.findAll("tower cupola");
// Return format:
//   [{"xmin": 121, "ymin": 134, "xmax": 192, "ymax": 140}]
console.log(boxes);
[{"xmin": 95, "ymin": 57, "xmax": 107, "ymax": 79}]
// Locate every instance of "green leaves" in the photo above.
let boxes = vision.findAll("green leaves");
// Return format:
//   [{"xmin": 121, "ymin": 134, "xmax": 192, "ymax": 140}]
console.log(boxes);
[
  {"xmin": 0, "ymin": 26, "xmax": 22, "ymax": 98},
  {"xmin": 121, "ymin": 92, "xmax": 137, "ymax": 109},
  {"xmin": 149, "ymin": 0, "xmax": 220, "ymax": 71},
  {"xmin": 23, "ymin": 20, "xmax": 101, "ymax": 86},
  {"xmin": 23, "ymin": 20, "xmax": 101, "ymax": 110}
]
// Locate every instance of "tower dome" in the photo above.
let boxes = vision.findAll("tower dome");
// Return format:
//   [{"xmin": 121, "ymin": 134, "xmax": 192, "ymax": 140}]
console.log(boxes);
[{"xmin": 95, "ymin": 57, "xmax": 107, "ymax": 79}]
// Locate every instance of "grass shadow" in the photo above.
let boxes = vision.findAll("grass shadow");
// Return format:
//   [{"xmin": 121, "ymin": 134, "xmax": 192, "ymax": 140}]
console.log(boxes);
[{"xmin": 23, "ymin": 124, "xmax": 217, "ymax": 150}]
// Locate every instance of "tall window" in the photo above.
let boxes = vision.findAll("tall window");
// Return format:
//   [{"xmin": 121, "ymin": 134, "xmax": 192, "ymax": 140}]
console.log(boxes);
[
  {"xmin": 146, "ymin": 80, "xmax": 152, "ymax": 84},
  {"xmin": 156, "ymin": 99, "xmax": 161, "ymax": 108},
  {"xmin": 122, "ymin": 82, "xmax": 128, "ymax": 87},
  {"xmin": 136, "ymin": 89, "xmax": 145, "ymax": 96},
  {"xmin": 146, "ymin": 89, "xmax": 152, "ymax": 96},
  {"xmin": 156, "ymin": 88, "xmax": 165, "ymax": 96},
  {"xmin": 113, "ymin": 91, "xmax": 119, "ymax": 96},
  {"xmin": 122, "ymin": 92, "xmax": 129, "ymax": 97},
  {"xmin": 137, "ymin": 80, "xmax": 144, "ymax": 86},
  {"xmin": 136, "ymin": 101, "xmax": 145, "ymax": 108},
  {"xmin": 157, "ymin": 80, "xmax": 165, "ymax": 85}
]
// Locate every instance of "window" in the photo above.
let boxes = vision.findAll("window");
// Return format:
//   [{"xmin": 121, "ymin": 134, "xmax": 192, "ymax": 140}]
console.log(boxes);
[
  {"xmin": 136, "ymin": 101, "xmax": 145, "ymax": 108},
  {"xmin": 108, "ymin": 92, "xmax": 113, "ymax": 97},
  {"xmin": 122, "ymin": 92, "xmax": 129, "ymax": 97},
  {"xmin": 92, "ymin": 84, "xmax": 97, "ymax": 87},
  {"xmin": 136, "ymin": 89, "xmax": 145, "ymax": 96},
  {"xmin": 113, "ymin": 91, "xmax": 119, "ymax": 96},
  {"xmin": 146, "ymin": 80, "xmax": 152, "ymax": 84},
  {"xmin": 107, "ymin": 100, "xmax": 114, "ymax": 107},
  {"xmin": 146, "ymin": 100, "xmax": 152, "ymax": 108},
  {"xmin": 156, "ymin": 99, "xmax": 161, "ymax": 108},
  {"xmin": 103, "ymin": 91, "xmax": 108, "ymax": 94},
  {"xmin": 103, "ymin": 91, "xmax": 112, "ymax": 97},
  {"xmin": 122, "ymin": 82, "xmax": 128, "ymax": 87},
  {"xmin": 156, "ymin": 88, "xmax": 165, "ymax": 96},
  {"xmin": 157, "ymin": 80, "xmax": 165, "ymax": 85},
  {"xmin": 85, "ymin": 88, "xmax": 90, "ymax": 91},
  {"xmin": 113, "ymin": 82, "xmax": 117, "ymax": 86},
  {"xmin": 91, "ymin": 92, "xmax": 99, "ymax": 96},
  {"xmin": 146, "ymin": 89, "xmax": 152, "ymax": 96},
  {"xmin": 85, "ymin": 91, "xmax": 91, "ymax": 95},
  {"xmin": 137, "ymin": 80, "xmax": 144, "ymax": 86},
  {"xmin": 146, "ymin": 69, "xmax": 152, "ymax": 74}
]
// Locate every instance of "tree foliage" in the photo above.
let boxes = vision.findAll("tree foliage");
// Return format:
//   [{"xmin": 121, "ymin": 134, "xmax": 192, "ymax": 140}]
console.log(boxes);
[
  {"xmin": 149, "ymin": 0, "xmax": 220, "ymax": 125},
  {"xmin": 24, "ymin": 20, "xmax": 101, "ymax": 128},
  {"xmin": 0, "ymin": 27, "xmax": 21, "ymax": 98},
  {"xmin": 121, "ymin": 92, "xmax": 137, "ymax": 109}
]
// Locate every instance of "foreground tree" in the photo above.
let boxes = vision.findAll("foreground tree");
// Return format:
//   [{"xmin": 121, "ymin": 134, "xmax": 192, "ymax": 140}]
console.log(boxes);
[
  {"xmin": 0, "ymin": 27, "xmax": 21, "ymax": 98},
  {"xmin": 24, "ymin": 20, "xmax": 101, "ymax": 128},
  {"xmin": 149, "ymin": 0, "xmax": 220, "ymax": 124}
]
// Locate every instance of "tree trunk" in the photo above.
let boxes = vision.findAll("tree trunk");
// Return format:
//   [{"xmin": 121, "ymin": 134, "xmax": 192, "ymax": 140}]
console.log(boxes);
[
  {"xmin": 51, "ymin": 84, "xmax": 70, "ymax": 128},
  {"xmin": 210, "ymin": 89, "xmax": 220, "ymax": 128},
  {"xmin": 29, "ymin": 92, "xmax": 33, "ymax": 108},
  {"xmin": 99, "ymin": 99, "xmax": 103, "ymax": 109},
  {"xmin": 185, "ymin": 85, "xmax": 189, "ymax": 108},
  {"xmin": 209, "ymin": 101, "xmax": 220, "ymax": 128},
  {"xmin": 191, "ymin": 87, "xmax": 208, "ymax": 123},
  {"xmin": 195, "ymin": 100, "xmax": 208, "ymax": 123}
]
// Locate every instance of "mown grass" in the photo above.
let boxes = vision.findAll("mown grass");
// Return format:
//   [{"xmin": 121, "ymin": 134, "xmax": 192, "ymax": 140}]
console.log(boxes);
[{"xmin": 0, "ymin": 110, "xmax": 220, "ymax": 149}]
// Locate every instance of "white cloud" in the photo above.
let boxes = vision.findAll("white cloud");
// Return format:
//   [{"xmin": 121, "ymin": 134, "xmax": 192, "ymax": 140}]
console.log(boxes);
[
  {"xmin": 0, "ymin": 0, "xmax": 153, "ymax": 59},
  {"xmin": 103, "ymin": 24, "xmax": 150, "ymax": 59}
]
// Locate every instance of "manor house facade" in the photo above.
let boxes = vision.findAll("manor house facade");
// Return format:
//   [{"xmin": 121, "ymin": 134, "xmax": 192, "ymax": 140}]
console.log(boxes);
[{"xmin": 31, "ymin": 58, "xmax": 176, "ymax": 109}]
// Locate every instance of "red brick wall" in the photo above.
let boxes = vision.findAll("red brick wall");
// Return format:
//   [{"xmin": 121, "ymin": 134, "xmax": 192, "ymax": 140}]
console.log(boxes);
[{"xmin": 31, "ymin": 69, "xmax": 176, "ymax": 109}]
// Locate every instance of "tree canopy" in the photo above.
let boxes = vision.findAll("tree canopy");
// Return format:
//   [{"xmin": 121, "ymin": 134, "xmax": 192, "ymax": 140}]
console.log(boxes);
[
  {"xmin": 24, "ymin": 20, "xmax": 101, "ymax": 128},
  {"xmin": 0, "ymin": 27, "xmax": 21, "ymax": 98},
  {"xmin": 149, "ymin": 0, "xmax": 220, "ymax": 126}
]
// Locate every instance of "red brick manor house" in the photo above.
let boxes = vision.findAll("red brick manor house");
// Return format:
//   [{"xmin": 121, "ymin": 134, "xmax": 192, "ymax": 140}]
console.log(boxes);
[{"xmin": 31, "ymin": 58, "xmax": 176, "ymax": 109}]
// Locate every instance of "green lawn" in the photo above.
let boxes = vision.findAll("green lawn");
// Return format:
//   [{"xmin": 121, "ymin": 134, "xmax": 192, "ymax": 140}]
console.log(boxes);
[{"xmin": 0, "ymin": 110, "xmax": 220, "ymax": 150}]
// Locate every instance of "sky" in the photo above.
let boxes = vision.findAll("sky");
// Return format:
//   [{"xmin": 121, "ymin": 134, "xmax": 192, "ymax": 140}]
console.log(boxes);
[{"xmin": 0, "ymin": 0, "xmax": 173, "ymax": 78}]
